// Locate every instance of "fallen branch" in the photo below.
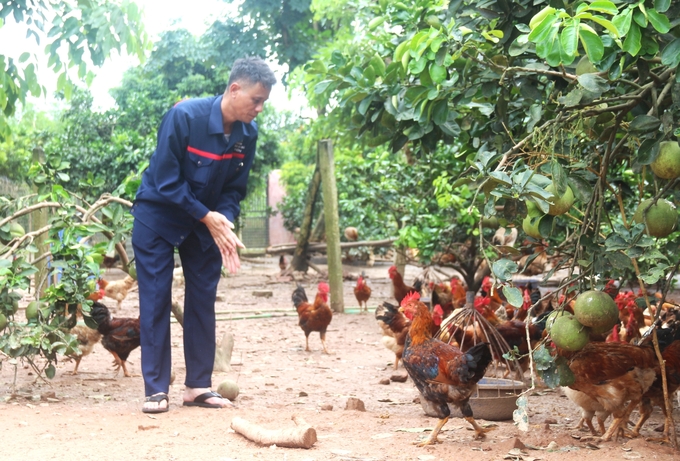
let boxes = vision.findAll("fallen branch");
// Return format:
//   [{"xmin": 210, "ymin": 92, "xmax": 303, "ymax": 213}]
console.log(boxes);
[
  {"xmin": 266, "ymin": 238, "xmax": 396, "ymax": 255},
  {"xmin": 230, "ymin": 415, "xmax": 317, "ymax": 449}
]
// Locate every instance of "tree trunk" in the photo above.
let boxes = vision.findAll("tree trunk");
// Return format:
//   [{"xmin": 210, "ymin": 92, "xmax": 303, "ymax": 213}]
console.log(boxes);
[
  {"xmin": 290, "ymin": 164, "xmax": 322, "ymax": 272},
  {"xmin": 318, "ymin": 140, "xmax": 344, "ymax": 313},
  {"xmin": 32, "ymin": 147, "xmax": 48, "ymax": 296}
]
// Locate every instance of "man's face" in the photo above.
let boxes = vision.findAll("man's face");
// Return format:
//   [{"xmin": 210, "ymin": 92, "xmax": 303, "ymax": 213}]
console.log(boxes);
[{"xmin": 229, "ymin": 81, "xmax": 271, "ymax": 123}]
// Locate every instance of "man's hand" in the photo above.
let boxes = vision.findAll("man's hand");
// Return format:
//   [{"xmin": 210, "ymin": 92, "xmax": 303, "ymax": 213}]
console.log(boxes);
[{"xmin": 200, "ymin": 211, "xmax": 245, "ymax": 273}]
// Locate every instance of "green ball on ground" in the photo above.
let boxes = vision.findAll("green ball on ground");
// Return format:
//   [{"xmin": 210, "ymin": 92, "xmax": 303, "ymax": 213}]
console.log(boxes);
[{"xmin": 217, "ymin": 379, "xmax": 239, "ymax": 401}]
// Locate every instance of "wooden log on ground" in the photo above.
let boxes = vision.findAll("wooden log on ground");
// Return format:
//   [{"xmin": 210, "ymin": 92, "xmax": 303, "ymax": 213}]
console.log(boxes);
[
  {"xmin": 230, "ymin": 415, "xmax": 317, "ymax": 449},
  {"xmin": 267, "ymin": 238, "xmax": 396, "ymax": 255}
]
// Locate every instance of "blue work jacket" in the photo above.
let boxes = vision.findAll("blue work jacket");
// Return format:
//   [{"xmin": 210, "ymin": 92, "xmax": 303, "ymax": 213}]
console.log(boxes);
[{"xmin": 131, "ymin": 95, "xmax": 257, "ymax": 249}]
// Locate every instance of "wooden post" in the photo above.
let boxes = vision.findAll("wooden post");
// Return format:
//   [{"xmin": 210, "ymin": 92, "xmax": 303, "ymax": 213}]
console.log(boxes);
[
  {"xmin": 290, "ymin": 164, "xmax": 322, "ymax": 272},
  {"xmin": 317, "ymin": 140, "xmax": 344, "ymax": 313},
  {"xmin": 32, "ymin": 147, "xmax": 48, "ymax": 296}
]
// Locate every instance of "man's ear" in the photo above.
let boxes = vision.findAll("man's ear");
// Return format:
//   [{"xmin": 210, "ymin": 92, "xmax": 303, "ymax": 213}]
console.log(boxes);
[{"xmin": 227, "ymin": 82, "xmax": 241, "ymax": 97}]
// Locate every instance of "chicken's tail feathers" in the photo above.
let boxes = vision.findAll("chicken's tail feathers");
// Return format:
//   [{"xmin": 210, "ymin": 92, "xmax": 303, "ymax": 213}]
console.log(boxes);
[
  {"xmin": 292, "ymin": 284, "xmax": 308, "ymax": 308},
  {"xmin": 464, "ymin": 342, "xmax": 493, "ymax": 382},
  {"xmin": 375, "ymin": 301, "xmax": 398, "ymax": 321},
  {"xmin": 412, "ymin": 279, "xmax": 424, "ymax": 293}
]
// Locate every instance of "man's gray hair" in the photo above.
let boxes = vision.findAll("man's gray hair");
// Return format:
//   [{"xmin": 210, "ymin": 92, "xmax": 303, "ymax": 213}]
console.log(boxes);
[{"xmin": 227, "ymin": 56, "xmax": 277, "ymax": 90}]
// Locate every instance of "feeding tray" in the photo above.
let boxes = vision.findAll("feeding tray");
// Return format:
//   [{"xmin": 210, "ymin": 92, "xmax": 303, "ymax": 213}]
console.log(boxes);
[{"xmin": 419, "ymin": 378, "xmax": 525, "ymax": 421}]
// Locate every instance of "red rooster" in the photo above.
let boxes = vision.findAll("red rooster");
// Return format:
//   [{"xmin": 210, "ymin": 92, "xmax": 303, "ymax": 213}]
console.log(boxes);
[
  {"xmin": 90, "ymin": 301, "xmax": 140, "ymax": 377},
  {"xmin": 292, "ymin": 282, "xmax": 333, "ymax": 354},
  {"xmin": 400, "ymin": 292, "xmax": 492, "ymax": 446},
  {"xmin": 388, "ymin": 265, "xmax": 422, "ymax": 305},
  {"xmin": 561, "ymin": 340, "xmax": 660, "ymax": 441},
  {"xmin": 354, "ymin": 273, "xmax": 371, "ymax": 312}
]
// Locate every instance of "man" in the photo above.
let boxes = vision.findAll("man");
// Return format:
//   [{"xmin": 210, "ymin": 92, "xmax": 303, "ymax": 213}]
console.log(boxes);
[{"xmin": 131, "ymin": 57, "xmax": 276, "ymax": 413}]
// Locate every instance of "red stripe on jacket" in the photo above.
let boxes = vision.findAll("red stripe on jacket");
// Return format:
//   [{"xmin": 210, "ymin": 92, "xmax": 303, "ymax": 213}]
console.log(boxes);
[{"xmin": 187, "ymin": 146, "xmax": 246, "ymax": 160}]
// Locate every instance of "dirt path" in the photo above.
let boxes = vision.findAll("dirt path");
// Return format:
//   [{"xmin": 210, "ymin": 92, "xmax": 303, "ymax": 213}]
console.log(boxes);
[{"xmin": 1, "ymin": 256, "xmax": 679, "ymax": 460}]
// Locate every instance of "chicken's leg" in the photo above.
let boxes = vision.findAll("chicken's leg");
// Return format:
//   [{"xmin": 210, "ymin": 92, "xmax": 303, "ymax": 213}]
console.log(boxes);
[
  {"xmin": 320, "ymin": 333, "xmax": 331, "ymax": 354},
  {"xmin": 416, "ymin": 416, "xmax": 449, "ymax": 446},
  {"xmin": 305, "ymin": 335, "xmax": 311, "ymax": 352},
  {"xmin": 465, "ymin": 416, "xmax": 491, "ymax": 439},
  {"xmin": 320, "ymin": 338, "xmax": 331, "ymax": 354},
  {"xmin": 68, "ymin": 357, "xmax": 83, "ymax": 375}
]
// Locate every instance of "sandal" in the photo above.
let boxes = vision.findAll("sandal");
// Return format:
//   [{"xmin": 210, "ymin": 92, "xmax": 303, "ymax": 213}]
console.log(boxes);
[
  {"xmin": 183, "ymin": 391, "xmax": 231, "ymax": 408},
  {"xmin": 142, "ymin": 392, "xmax": 169, "ymax": 413}
]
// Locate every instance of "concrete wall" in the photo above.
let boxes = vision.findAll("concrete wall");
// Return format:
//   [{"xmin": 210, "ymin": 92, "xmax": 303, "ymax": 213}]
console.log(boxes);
[{"xmin": 268, "ymin": 170, "xmax": 296, "ymax": 247}]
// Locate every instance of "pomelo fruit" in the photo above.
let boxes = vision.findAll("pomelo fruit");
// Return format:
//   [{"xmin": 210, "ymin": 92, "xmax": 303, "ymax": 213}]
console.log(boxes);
[
  {"xmin": 650, "ymin": 141, "xmax": 680, "ymax": 180},
  {"xmin": 216, "ymin": 379, "xmax": 240, "ymax": 401},
  {"xmin": 9, "ymin": 222, "xmax": 25, "ymax": 239},
  {"xmin": 0, "ymin": 313, "xmax": 6, "ymax": 330},
  {"xmin": 544, "ymin": 310, "xmax": 568, "ymax": 333},
  {"xmin": 545, "ymin": 184, "xmax": 575, "ymax": 216},
  {"xmin": 25, "ymin": 301, "xmax": 41, "ymax": 322},
  {"xmin": 633, "ymin": 198, "xmax": 677, "ymax": 238},
  {"xmin": 522, "ymin": 215, "xmax": 542, "ymax": 239},
  {"xmin": 482, "ymin": 216, "xmax": 499, "ymax": 229},
  {"xmin": 573, "ymin": 290, "xmax": 619, "ymax": 331},
  {"xmin": 550, "ymin": 314, "xmax": 590, "ymax": 351}
]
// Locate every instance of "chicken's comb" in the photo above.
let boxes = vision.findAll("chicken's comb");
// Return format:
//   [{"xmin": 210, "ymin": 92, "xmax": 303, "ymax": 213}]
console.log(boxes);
[
  {"xmin": 318, "ymin": 282, "xmax": 330, "ymax": 293},
  {"xmin": 400, "ymin": 291, "xmax": 420, "ymax": 307}
]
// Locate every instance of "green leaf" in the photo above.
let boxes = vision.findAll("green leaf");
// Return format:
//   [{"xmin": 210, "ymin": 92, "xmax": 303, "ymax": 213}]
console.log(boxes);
[
  {"xmin": 655, "ymin": 0, "xmax": 670, "ymax": 13},
  {"xmin": 606, "ymin": 252, "xmax": 633, "ymax": 270},
  {"xmin": 432, "ymin": 100, "xmax": 449, "ymax": 125},
  {"xmin": 629, "ymin": 114, "xmax": 661, "ymax": 134},
  {"xmin": 623, "ymin": 22, "xmax": 641, "ymax": 56},
  {"xmin": 577, "ymin": 73, "xmax": 610, "ymax": 95},
  {"xmin": 587, "ymin": 1, "xmax": 618, "ymax": 15},
  {"xmin": 429, "ymin": 63, "xmax": 447, "ymax": 84},
  {"xmin": 529, "ymin": 6, "xmax": 557, "ymax": 30},
  {"xmin": 613, "ymin": 9, "xmax": 632, "ymax": 35},
  {"xmin": 647, "ymin": 9, "xmax": 670, "ymax": 33},
  {"xmin": 661, "ymin": 38, "xmax": 680, "ymax": 68},
  {"xmin": 551, "ymin": 160, "xmax": 568, "ymax": 195},
  {"xmin": 45, "ymin": 364, "xmax": 56, "ymax": 379},
  {"xmin": 560, "ymin": 22, "xmax": 579, "ymax": 58},
  {"xmin": 492, "ymin": 259, "xmax": 519, "ymax": 282},
  {"xmin": 528, "ymin": 12, "xmax": 559, "ymax": 43},
  {"xmin": 568, "ymin": 176, "xmax": 593, "ymax": 203},
  {"xmin": 503, "ymin": 286, "xmax": 524, "ymax": 308},
  {"xmin": 578, "ymin": 29, "xmax": 604, "ymax": 62}
]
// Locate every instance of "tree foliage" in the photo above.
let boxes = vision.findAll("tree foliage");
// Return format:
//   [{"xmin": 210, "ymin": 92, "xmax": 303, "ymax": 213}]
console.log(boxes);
[
  {"xmin": 0, "ymin": 0, "xmax": 149, "ymax": 139},
  {"xmin": 301, "ymin": 0, "xmax": 680, "ymax": 297}
]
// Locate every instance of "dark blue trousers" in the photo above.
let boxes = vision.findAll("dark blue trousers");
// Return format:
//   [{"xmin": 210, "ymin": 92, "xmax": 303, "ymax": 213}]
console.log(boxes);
[{"xmin": 132, "ymin": 219, "xmax": 222, "ymax": 397}]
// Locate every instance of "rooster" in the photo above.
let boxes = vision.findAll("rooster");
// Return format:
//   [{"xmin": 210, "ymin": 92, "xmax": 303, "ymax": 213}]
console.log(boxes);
[
  {"xmin": 292, "ymin": 282, "xmax": 333, "ymax": 354},
  {"xmin": 66, "ymin": 325, "xmax": 102, "ymax": 375},
  {"xmin": 354, "ymin": 272, "xmax": 371, "ymax": 312},
  {"xmin": 400, "ymin": 292, "xmax": 492, "ymax": 446},
  {"xmin": 101, "ymin": 275, "xmax": 136, "ymax": 311},
  {"xmin": 562, "ymin": 387, "xmax": 611, "ymax": 435},
  {"xmin": 278, "ymin": 255, "xmax": 287, "ymax": 272},
  {"xmin": 388, "ymin": 265, "xmax": 422, "ymax": 305},
  {"xmin": 560, "ymin": 339, "xmax": 660, "ymax": 441},
  {"xmin": 631, "ymin": 329, "xmax": 680, "ymax": 442},
  {"xmin": 375, "ymin": 301, "xmax": 410, "ymax": 370},
  {"xmin": 376, "ymin": 301, "xmax": 443, "ymax": 370},
  {"xmin": 90, "ymin": 301, "xmax": 140, "ymax": 377}
]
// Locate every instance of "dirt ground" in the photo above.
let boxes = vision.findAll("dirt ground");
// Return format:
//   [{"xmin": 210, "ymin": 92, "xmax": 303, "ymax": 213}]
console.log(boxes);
[{"xmin": 1, "ymin": 255, "xmax": 680, "ymax": 461}]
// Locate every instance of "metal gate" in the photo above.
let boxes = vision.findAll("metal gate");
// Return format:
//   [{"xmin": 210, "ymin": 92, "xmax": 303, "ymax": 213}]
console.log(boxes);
[{"xmin": 239, "ymin": 190, "xmax": 269, "ymax": 250}]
